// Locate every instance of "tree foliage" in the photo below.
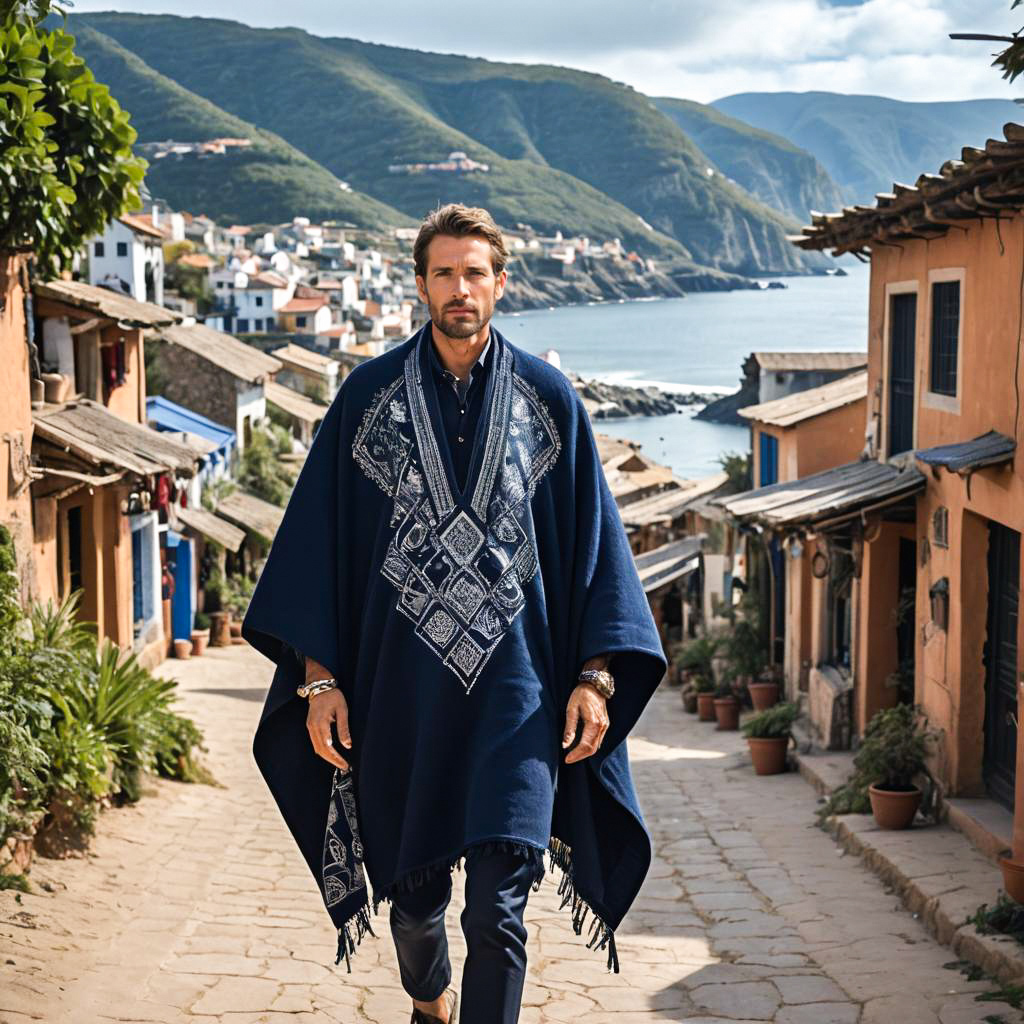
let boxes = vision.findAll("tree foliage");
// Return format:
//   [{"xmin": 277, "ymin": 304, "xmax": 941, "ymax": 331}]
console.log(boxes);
[{"xmin": 0, "ymin": 0, "xmax": 146, "ymax": 270}]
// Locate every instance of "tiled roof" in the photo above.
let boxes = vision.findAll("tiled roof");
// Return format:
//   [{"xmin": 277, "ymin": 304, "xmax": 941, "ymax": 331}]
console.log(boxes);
[
  {"xmin": 793, "ymin": 122, "xmax": 1024, "ymax": 255},
  {"xmin": 119, "ymin": 213, "xmax": 169, "ymax": 240},
  {"xmin": 279, "ymin": 295, "xmax": 329, "ymax": 314}
]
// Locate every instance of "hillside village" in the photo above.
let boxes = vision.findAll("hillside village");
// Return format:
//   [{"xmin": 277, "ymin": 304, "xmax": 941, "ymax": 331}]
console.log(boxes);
[{"xmin": 15, "ymin": 5, "xmax": 1024, "ymax": 1019}]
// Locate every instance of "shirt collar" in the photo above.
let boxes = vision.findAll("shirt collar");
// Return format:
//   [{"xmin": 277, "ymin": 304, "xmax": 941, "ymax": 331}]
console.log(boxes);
[{"xmin": 428, "ymin": 329, "xmax": 491, "ymax": 388}]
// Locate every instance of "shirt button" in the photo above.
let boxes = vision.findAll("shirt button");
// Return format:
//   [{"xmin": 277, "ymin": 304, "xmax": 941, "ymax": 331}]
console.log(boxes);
[{"xmin": 458, "ymin": 436, "xmax": 464, "ymax": 443}]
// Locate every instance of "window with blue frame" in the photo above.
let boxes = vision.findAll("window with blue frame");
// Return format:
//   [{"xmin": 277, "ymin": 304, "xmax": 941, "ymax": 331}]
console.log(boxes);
[{"xmin": 759, "ymin": 431, "xmax": 779, "ymax": 486}]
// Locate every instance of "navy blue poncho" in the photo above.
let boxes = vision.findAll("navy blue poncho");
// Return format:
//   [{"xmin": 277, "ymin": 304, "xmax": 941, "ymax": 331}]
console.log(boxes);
[{"xmin": 243, "ymin": 322, "xmax": 666, "ymax": 973}]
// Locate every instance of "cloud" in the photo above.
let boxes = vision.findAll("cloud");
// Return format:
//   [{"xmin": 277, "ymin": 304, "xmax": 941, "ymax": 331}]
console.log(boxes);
[{"xmin": 67, "ymin": 0, "xmax": 1024, "ymax": 102}]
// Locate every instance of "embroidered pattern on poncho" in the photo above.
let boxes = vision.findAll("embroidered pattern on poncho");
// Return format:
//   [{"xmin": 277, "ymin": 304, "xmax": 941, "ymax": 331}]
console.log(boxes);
[
  {"xmin": 323, "ymin": 769, "xmax": 366, "ymax": 907},
  {"xmin": 352, "ymin": 340, "xmax": 561, "ymax": 691}
]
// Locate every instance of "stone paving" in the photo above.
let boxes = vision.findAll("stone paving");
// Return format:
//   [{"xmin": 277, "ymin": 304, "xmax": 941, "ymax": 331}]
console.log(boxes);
[{"xmin": 0, "ymin": 643, "xmax": 1017, "ymax": 1022}]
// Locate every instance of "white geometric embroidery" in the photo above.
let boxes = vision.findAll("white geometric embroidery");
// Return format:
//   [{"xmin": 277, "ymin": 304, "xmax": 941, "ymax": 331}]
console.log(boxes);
[
  {"xmin": 352, "ymin": 334, "xmax": 561, "ymax": 692},
  {"xmin": 323, "ymin": 769, "xmax": 367, "ymax": 906}
]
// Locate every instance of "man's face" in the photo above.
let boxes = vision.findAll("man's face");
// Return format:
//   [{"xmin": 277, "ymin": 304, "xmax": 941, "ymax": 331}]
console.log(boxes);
[{"xmin": 415, "ymin": 234, "xmax": 507, "ymax": 340}]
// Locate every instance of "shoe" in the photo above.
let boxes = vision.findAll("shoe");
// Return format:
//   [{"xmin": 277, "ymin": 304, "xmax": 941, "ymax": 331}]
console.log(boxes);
[{"xmin": 410, "ymin": 986, "xmax": 458, "ymax": 1024}]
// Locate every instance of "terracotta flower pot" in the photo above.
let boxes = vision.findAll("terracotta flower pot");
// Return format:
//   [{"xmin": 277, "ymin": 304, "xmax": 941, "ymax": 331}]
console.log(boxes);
[
  {"xmin": 173, "ymin": 638, "xmax": 192, "ymax": 659},
  {"xmin": 209, "ymin": 611, "xmax": 231, "ymax": 647},
  {"xmin": 999, "ymin": 855, "xmax": 1024, "ymax": 903},
  {"xmin": 747, "ymin": 736, "xmax": 789, "ymax": 775},
  {"xmin": 696, "ymin": 692, "xmax": 716, "ymax": 722},
  {"xmin": 868, "ymin": 784, "xmax": 922, "ymax": 830},
  {"xmin": 190, "ymin": 629, "xmax": 209, "ymax": 656},
  {"xmin": 681, "ymin": 686, "xmax": 698, "ymax": 714},
  {"xmin": 229, "ymin": 619, "xmax": 243, "ymax": 638},
  {"xmin": 748, "ymin": 681, "xmax": 779, "ymax": 712},
  {"xmin": 714, "ymin": 697, "xmax": 740, "ymax": 731}
]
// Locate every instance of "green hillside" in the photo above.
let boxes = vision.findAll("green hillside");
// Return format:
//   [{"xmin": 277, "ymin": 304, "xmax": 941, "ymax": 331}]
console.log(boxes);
[
  {"xmin": 714, "ymin": 91, "xmax": 1023, "ymax": 206},
  {"xmin": 70, "ymin": 13, "xmax": 821, "ymax": 274},
  {"xmin": 67, "ymin": 23, "xmax": 411, "ymax": 229},
  {"xmin": 652, "ymin": 97, "xmax": 846, "ymax": 221}
]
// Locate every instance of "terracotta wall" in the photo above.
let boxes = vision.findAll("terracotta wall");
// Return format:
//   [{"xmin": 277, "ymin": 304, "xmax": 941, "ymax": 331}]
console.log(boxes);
[
  {"xmin": 868, "ymin": 217, "xmax": 1024, "ymax": 819},
  {"xmin": 102, "ymin": 325, "xmax": 145, "ymax": 424},
  {"xmin": 0, "ymin": 253, "xmax": 37, "ymax": 598}
]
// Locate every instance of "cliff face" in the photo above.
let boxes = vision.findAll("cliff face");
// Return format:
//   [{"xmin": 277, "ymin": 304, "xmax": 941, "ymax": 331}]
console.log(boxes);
[{"xmin": 501, "ymin": 252, "xmax": 757, "ymax": 312}]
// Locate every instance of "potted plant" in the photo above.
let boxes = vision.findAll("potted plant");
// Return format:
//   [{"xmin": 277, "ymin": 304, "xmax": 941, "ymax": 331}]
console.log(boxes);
[
  {"xmin": 742, "ymin": 702, "xmax": 799, "ymax": 775},
  {"xmin": 190, "ymin": 611, "xmax": 211, "ymax": 656},
  {"xmin": 854, "ymin": 705, "xmax": 936, "ymax": 830},
  {"xmin": 694, "ymin": 675, "xmax": 716, "ymax": 721},
  {"xmin": 713, "ymin": 679, "xmax": 740, "ymax": 731},
  {"xmin": 722, "ymin": 608, "xmax": 768, "ymax": 707},
  {"xmin": 677, "ymin": 632, "xmax": 721, "ymax": 721},
  {"xmin": 679, "ymin": 670, "xmax": 699, "ymax": 714},
  {"xmin": 173, "ymin": 637, "xmax": 192, "ymax": 659}
]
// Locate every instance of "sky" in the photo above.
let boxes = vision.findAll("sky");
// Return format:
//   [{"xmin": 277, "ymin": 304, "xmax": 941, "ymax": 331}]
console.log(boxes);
[{"xmin": 66, "ymin": 0, "xmax": 1023, "ymax": 104}]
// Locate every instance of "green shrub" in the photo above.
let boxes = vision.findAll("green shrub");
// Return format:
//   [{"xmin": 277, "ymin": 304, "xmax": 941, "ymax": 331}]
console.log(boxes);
[
  {"xmin": 742, "ymin": 701, "xmax": 799, "ymax": 739},
  {"xmin": 820, "ymin": 704, "xmax": 938, "ymax": 818},
  {"xmin": 152, "ymin": 709, "xmax": 215, "ymax": 786},
  {"xmin": 193, "ymin": 611, "xmax": 211, "ymax": 631},
  {"xmin": 676, "ymin": 631, "xmax": 721, "ymax": 683}
]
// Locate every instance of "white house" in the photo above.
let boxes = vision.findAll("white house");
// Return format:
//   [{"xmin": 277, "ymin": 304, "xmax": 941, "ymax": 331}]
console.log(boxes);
[
  {"xmin": 233, "ymin": 271, "xmax": 294, "ymax": 333},
  {"xmin": 88, "ymin": 213, "xmax": 168, "ymax": 305}
]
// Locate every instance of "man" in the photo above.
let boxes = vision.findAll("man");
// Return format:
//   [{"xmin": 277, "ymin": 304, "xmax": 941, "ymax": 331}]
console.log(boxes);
[{"xmin": 243, "ymin": 204, "xmax": 666, "ymax": 1024}]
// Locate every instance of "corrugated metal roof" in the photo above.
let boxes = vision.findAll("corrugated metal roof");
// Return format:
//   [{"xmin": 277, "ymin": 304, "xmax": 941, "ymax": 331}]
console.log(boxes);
[
  {"xmin": 753, "ymin": 352, "xmax": 867, "ymax": 372},
  {"xmin": 716, "ymin": 458, "xmax": 925, "ymax": 530},
  {"xmin": 174, "ymin": 505, "xmax": 246, "ymax": 552},
  {"xmin": 793, "ymin": 123, "xmax": 1024, "ymax": 256},
  {"xmin": 740, "ymin": 370, "xmax": 868, "ymax": 427},
  {"xmin": 265, "ymin": 381, "xmax": 329, "ymax": 424},
  {"xmin": 146, "ymin": 395, "xmax": 236, "ymax": 448},
  {"xmin": 915, "ymin": 430, "xmax": 1016, "ymax": 474},
  {"xmin": 34, "ymin": 279, "xmax": 178, "ymax": 328},
  {"xmin": 214, "ymin": 489, "xmax": 285, "ymax": 542},
  {"xmin": 33, "ymin": 399, "xmax": 200, "ymax": 477},
  {"xmin": 156, "ymin": 322, "xmax": 281, "ymax": 382},
  {"xmin": 634, "ymin": 536, "xmax": 702, "ymax": 593}
]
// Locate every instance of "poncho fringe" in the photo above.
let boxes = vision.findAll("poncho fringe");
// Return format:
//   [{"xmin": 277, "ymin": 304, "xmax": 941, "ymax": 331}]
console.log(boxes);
[{"xmin": 334, "ymin": 834, "xmax": 619, "ymax": 974}]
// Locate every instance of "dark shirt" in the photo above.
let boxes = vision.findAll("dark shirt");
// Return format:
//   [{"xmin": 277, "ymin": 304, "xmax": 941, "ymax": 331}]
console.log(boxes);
[{"xmin": 426, "ymin": 330, "xmax": 492, "ymax": 492}]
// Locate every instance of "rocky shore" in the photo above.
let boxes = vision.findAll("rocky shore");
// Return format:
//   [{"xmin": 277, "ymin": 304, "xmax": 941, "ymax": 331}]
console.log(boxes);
[
  {"xmin": 566, "ymin": 371, "xmax": 719, "ymax": 420},
  {"xmin": 501, "ymin": 250, "xmax": 760, "ymax": 312}
]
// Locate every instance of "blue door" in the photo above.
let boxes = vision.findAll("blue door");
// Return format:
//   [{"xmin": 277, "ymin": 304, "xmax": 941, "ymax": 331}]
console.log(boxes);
[{"xmin": 166, "ymin": 531, "xmax": 195, "ymax": 641}]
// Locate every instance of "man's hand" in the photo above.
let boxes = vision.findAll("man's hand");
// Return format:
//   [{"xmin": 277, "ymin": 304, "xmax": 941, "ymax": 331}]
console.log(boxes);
[
  {"xmin": 562, "ymin": 682, "xmax": 610, "ymax": 764},
  {"xmin": 306, "ymin": 688, "xmax": 352, "ymax": 772}
]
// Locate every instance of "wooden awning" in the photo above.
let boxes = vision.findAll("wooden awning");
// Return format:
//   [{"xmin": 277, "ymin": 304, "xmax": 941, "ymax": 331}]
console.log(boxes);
[
  {"xmin": 173, "ymin": 505, "xmax": 246, "ymax": 552},
  {"xmin": 214, "ymin": 489, "xmax": 285, "ymax": 543},
  {"xmin": 33, "ymin": 399, "xmax": 200, "ymax": 478}
]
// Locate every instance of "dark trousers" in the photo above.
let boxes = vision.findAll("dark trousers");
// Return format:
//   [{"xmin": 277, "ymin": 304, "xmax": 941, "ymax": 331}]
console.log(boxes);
[{"xmin": 389, "ymin": 847, "xmax": 535, "ymax": 1024}]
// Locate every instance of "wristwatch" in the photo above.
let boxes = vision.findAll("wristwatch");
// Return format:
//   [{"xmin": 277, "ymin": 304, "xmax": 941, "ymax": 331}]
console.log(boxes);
[
  {"xmin": 578, "ymin": 668, "xmax": 615, "ymax": 699},
  {"xmin": 296, "ymin": 677, "xmax": 338, "ymax": 699}
]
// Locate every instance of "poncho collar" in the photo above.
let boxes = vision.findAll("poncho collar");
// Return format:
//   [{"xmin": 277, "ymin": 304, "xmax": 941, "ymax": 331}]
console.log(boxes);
[{"xmin": 405, "ymin": 321, "xmax": 512, "ymax": 520}]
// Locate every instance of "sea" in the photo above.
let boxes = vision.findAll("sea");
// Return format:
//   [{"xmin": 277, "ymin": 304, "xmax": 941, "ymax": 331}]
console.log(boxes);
[{"xmin": 493, "ymin": 264, "xmax": 870, "ymax": 479}]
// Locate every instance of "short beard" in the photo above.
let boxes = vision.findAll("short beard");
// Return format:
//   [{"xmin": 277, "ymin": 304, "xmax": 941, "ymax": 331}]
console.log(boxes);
[{"xmin": 428, "ymin": 298, "xmax": 492, "ymax": 340}]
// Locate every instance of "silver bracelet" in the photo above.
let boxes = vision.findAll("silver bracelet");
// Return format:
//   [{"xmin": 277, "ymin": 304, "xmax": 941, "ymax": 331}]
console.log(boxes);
[
  {"xmin": 297, "ymin": 677, "xmax": 338, "ymax": 699},
  {"xmin": 578, "ymin": 668, "xmax": 615, "ymax": 699}
]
